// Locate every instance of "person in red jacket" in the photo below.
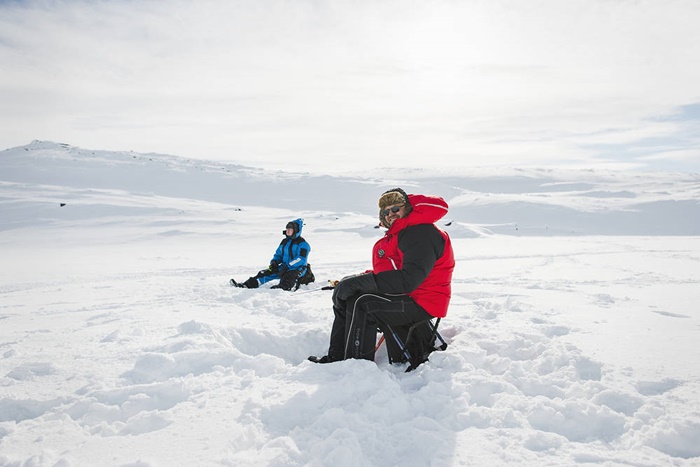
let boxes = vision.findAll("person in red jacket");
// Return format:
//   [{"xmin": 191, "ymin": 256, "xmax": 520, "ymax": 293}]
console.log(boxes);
[{"xmin": 309, "ymin": 187, "xmax": 455, "ymax": 367}]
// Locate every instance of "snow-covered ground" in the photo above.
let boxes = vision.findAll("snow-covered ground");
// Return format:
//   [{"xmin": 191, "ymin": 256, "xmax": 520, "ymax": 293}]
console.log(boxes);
[{"xmin": 1, "ymin": 141, "xmax": 699, "ymax": 466}]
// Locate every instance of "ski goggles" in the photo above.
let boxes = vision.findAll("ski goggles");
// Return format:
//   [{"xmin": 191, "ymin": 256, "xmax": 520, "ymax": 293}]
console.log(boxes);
[{"xmin": 381, "ymin": 205, "xmax": 403, "ymax": 217}]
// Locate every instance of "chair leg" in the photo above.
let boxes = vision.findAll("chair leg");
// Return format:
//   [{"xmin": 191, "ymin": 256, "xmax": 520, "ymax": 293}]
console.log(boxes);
[
  {"xmin": 405, "ymin": 318, "xmax": 441, "ymax": 352},
  {"xmin": 423, "ymin": 318, "xmax": 447, "ymax": 351},
  {"xmin": 383, "ymin": 324, "xmax": 412, "ymax": 364},
  {"xmin": 379, "ymin": 318, "xmax": 447, "ymax": 368}
]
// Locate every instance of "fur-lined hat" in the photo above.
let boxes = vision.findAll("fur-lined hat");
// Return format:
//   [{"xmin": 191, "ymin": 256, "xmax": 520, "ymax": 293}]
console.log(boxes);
[{"xmin": 378, "ymin": 188, "xmax": 412, "ymax": 228}]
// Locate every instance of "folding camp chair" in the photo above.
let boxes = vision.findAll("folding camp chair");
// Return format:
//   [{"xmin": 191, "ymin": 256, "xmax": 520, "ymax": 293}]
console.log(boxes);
[{"xmin": 376, "ymin": 318, "xmax": 448, "ymax": 372}]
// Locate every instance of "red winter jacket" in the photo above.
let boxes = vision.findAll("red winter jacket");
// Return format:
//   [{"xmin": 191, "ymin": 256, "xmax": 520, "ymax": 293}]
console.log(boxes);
[{"xmin": 371, "ymin": 194, "xmax": 455, "ymax": 317}]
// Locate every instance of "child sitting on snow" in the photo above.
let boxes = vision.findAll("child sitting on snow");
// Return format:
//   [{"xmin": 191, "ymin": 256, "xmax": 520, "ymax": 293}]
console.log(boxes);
[{"xmin": 230, "ymin": 218, "xmax": 313, "ymax": 291}]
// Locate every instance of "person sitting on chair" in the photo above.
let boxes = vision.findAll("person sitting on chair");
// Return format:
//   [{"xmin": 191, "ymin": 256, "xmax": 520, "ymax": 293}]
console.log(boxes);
[
  {"xmin": 309, "ymin": 188, "xmax": 455, "ymax": 368},
  {"xmin": 230, "ymin": 218, "xmax": 311, "ymax": 291}
]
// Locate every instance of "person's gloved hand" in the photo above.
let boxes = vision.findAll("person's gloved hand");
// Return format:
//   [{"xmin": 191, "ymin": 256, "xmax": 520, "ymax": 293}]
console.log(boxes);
[
  {"xmin": 333, "ymin": 273, "xmax": 378, "ymax": 302},
  {"xmin": 268, "ymin": 261, "xmax": 279, "ymax": 273}
]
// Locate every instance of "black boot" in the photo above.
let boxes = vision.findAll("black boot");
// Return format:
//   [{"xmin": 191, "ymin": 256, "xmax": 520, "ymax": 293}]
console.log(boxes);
[
  {"xmin": 308, "ymin": 355, "xmax": 339, "ymax": 364},
  {"xmin": 230, "ymin": 278, "xmax": 258, "ymax": 288},
  {"xmin": 243, "ymin": 277, "xmax": 259, "ymax": 288}
]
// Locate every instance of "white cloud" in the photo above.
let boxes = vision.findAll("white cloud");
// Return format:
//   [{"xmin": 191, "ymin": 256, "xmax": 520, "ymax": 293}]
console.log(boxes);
[
  {"xmin": 642, "ymin": 148, "xmax": 700, "ymax": 162},
  {"xmin": 1, "ymin": 0, "xmax": 699, "ymax": 172}
]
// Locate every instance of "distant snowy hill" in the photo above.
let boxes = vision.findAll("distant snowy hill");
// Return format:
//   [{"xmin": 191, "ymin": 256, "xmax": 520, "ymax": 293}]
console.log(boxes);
[{"xmin": 3, "ymin": 140, "xmax": 699, "ymax": 236}]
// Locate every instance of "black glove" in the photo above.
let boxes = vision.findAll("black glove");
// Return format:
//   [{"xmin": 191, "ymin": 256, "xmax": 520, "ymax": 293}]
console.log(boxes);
[
  {"xmin": 333, "ymin": 273, "xmax": 378, "ymax": 302},
  {"xmin": 268, "ymin": 261, "xmax": 279, "ymax": 273}
]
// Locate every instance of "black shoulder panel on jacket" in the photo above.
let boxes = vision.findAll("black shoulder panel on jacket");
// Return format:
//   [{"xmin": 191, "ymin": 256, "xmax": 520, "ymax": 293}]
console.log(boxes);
[
  {"xmin": 399, "ymin": 224, "xmax": 445, "ymax": 260},
  {"xmin": 375, "ymin": 224, "xmax": 445, "ymax": 294}
]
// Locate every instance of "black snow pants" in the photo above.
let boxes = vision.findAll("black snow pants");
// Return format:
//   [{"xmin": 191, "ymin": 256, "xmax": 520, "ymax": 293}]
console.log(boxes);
[{"xmin": 327, "ymin": 292, "xmax": 432, "ymax": 361}]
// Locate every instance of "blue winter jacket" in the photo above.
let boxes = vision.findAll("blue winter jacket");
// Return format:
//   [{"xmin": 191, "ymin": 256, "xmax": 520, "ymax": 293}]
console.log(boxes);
[{"xmin": 271, "ymin": 218, "xmax": 310, "ymax": 276}]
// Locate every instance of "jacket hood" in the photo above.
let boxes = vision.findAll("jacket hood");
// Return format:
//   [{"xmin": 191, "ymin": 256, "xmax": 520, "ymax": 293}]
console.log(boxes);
[
  {"xmin": 284, "ymin": 218, "xmax": 304, "ymax": 238},
  {"xmin": 386, "ymin": 194, "xmax": 448, "ymax": 233}
]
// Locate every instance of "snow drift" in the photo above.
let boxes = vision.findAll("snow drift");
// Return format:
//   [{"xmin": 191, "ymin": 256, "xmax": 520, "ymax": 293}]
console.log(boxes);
[{"xmin": 1, "ymin": 141, "xmax": 699, "ymax": 466}]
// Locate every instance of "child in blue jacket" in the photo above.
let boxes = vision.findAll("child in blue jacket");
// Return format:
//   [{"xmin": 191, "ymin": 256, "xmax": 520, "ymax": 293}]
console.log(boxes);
[{"xmin": 230, "ymin": 218, "xmax": 312, "ymax": 291}]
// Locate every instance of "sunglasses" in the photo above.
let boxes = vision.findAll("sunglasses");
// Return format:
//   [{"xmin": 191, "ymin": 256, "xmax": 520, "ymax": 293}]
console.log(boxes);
[{"xmin": 381, "ymin": 205, "xmax": 403, "ymax": 217}]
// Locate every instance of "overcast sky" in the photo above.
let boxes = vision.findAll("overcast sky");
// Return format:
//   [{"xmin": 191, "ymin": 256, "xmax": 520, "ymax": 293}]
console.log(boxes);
[{"xmin": 1, "ymin": 0, "xmax": 699, "ymax": 173}]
